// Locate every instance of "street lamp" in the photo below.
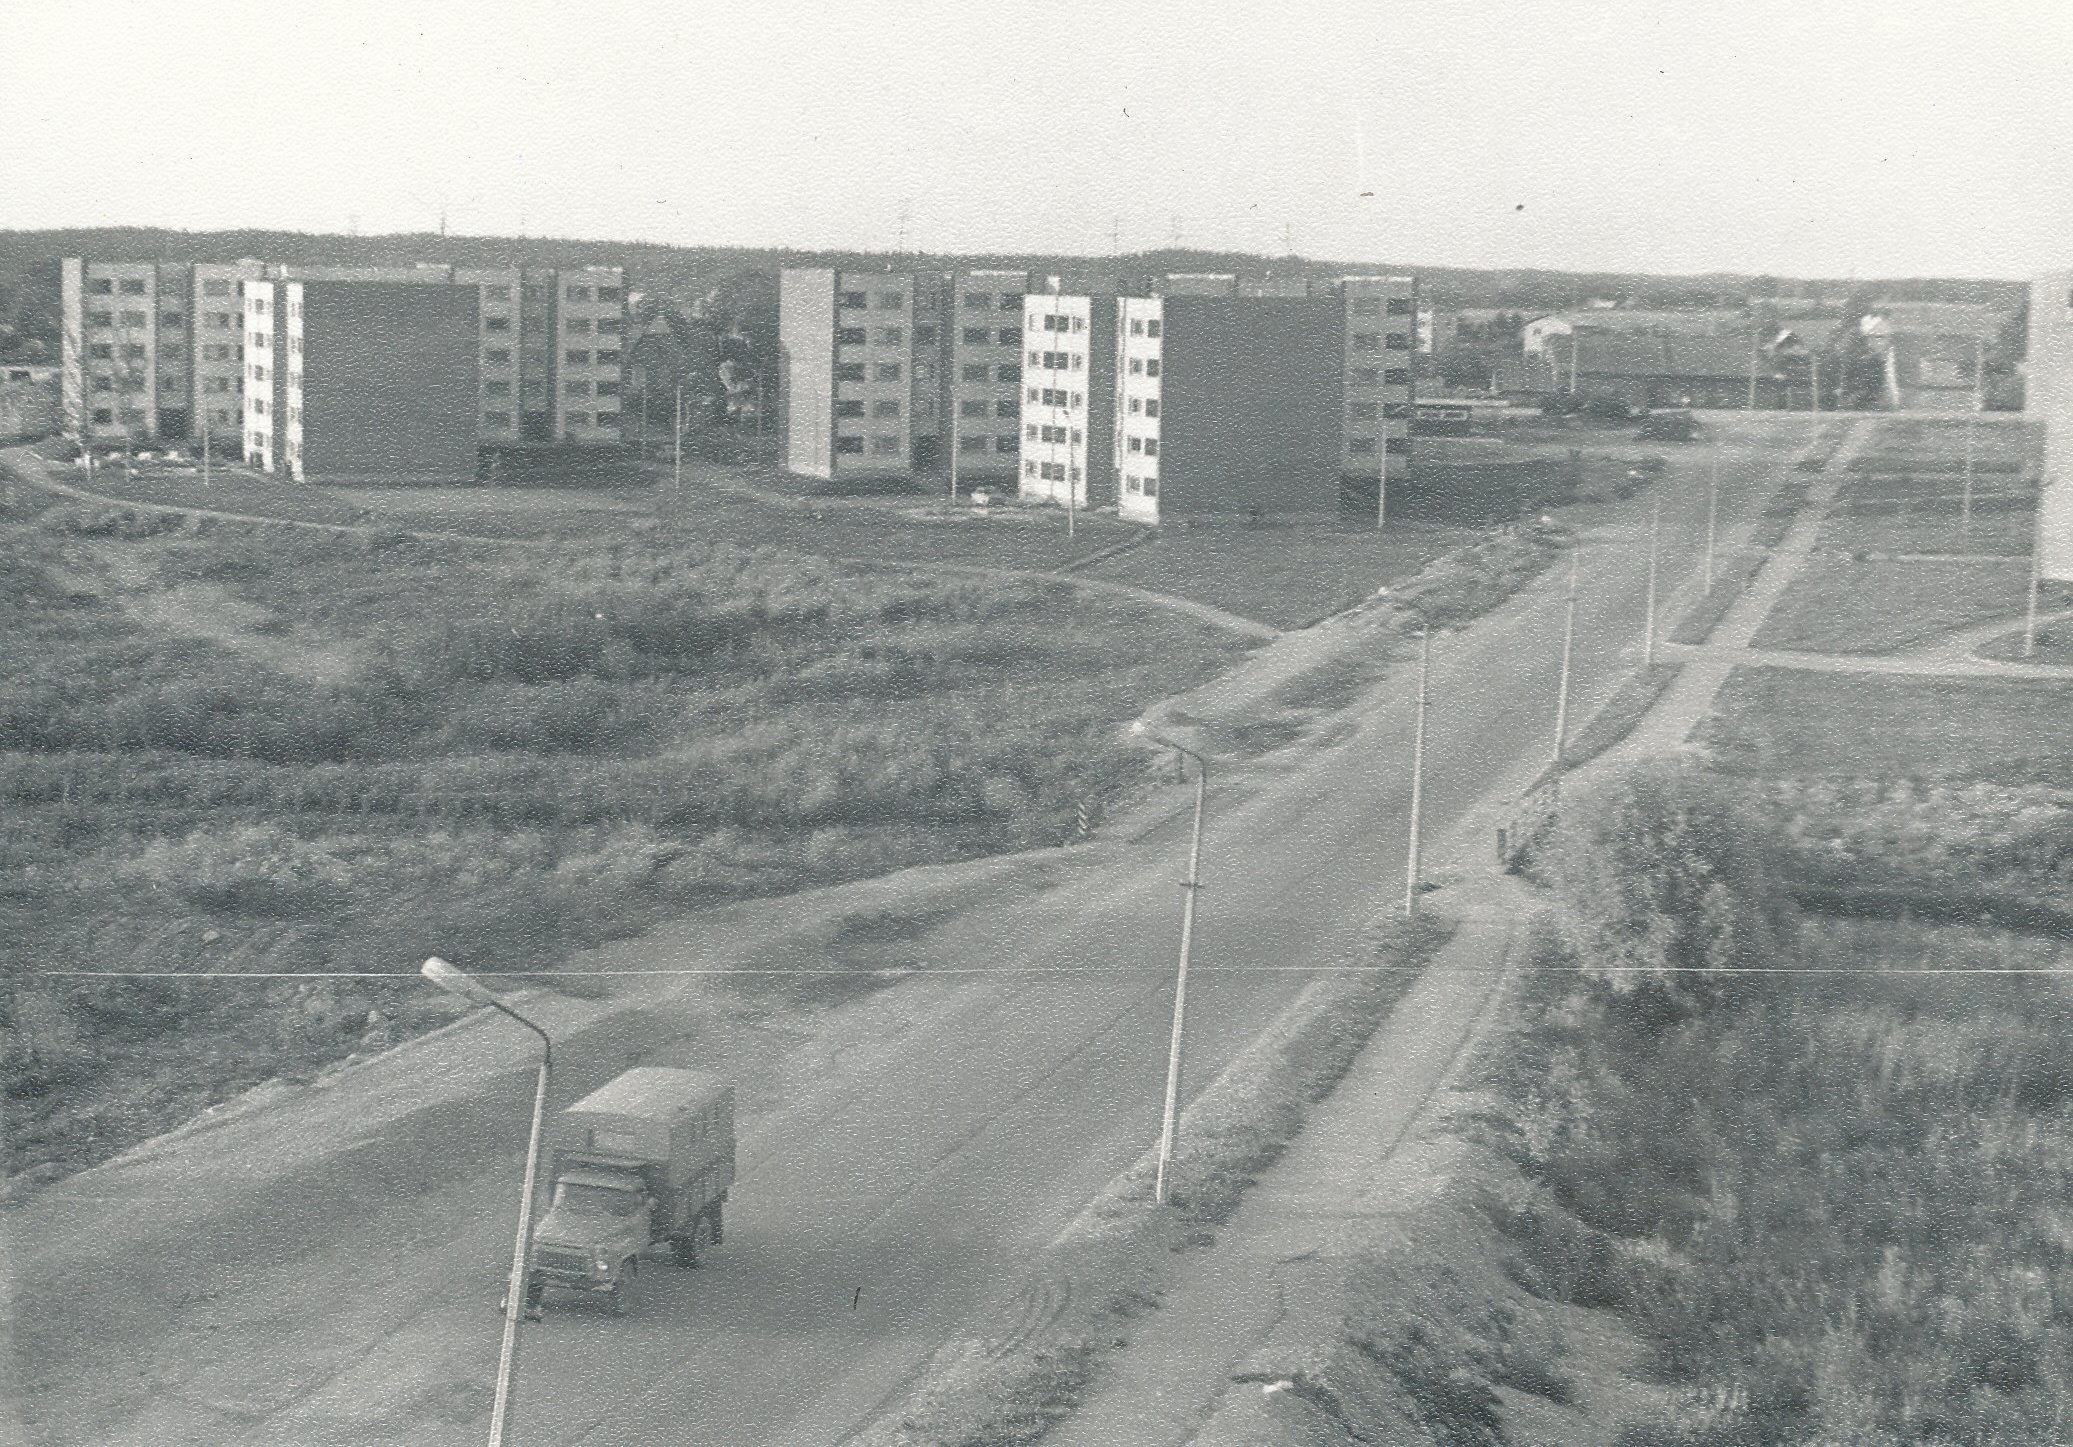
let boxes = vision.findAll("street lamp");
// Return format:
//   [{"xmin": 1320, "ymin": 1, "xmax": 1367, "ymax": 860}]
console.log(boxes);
[
  {"xmin": 421, "ymin": 957, "xmax": 553, "ymax": 1447},
  {"xmin": 1377, "ymin": 590, "xmax": 1432, "ymax": 915},
  {"xmin": 1552, "ymin": 547, "xmax": 1581, "ymax": 770},
  {"xmin": 1131, "ymin": 723, "xmax": 1207, "ymax": 1207}
]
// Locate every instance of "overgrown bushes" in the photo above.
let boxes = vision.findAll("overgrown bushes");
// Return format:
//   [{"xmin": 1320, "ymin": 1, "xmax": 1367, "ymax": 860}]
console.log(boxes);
[{"xmin": 1482, "ymin": 762, "xmax": 2073, "ymax": 1443}]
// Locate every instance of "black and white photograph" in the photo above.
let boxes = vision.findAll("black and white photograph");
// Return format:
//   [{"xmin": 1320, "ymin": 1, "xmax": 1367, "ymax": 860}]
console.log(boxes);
[{"xmin": 4, "ymin": 2, "xmax": 2073, "ymax": 1443}]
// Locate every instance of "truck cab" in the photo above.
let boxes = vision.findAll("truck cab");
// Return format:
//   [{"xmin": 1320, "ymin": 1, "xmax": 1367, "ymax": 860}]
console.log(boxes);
[{"xmin": 527, "ymin": 1067, "xmax": 734, "ymax": 1316}]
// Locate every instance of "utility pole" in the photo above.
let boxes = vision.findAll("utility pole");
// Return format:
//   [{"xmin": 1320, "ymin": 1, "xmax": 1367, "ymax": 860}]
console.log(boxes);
[
  {"xmin": 1404, "ymin": 617, "xmax": 1430, "ymax": 916},
  {"xmin": 1810, "ymin": 352, "xmax": 1820, "ymax": 417},
  {"xmin": 1644, "ymin": 497, "xmax": 1660, "ymax": 667},
  {"xmin": 1137, "ymin": 731, "xmax": 1207, "ymax": 1208},
  {"xmin": 201, "ymin": 406, "xmax": 211, "ymax": 486},
  {"xmin": 1705, "ymin": 442, "xmax": 1720, "ymax": 591},
  {"xmin": 1748, "ymin": 331, "xmax": 1759, "ymax": 410},
  {"xmin": 1552, "ymin": 548, "xmax": 1579, "ymax": 770},
  {"xmin": 1567, "ymin": 335, "xmax": 1578, "ymax": 396},
  {"xmin": 1964, "ymin": 336, "xmax": 1983, "ymax": 535},
  {"xmin": 949, "ymin": 378, "xmax": 961, "ymax": 502},
  {"xmin": 2024, "ymin": 500, "xmax": 2043, "ymax": 658},
  {"xmin": 672, "ymin": 382, "xmax": 683, "ymax": 495}
]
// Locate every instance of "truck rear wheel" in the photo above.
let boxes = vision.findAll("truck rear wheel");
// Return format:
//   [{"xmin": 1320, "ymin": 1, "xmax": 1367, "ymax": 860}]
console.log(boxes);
[
  {"xmin": 708, "ymin": 1200, "xmax": 723, "ymax": 1246},
  {"xmin": 672, "ymin": 1212, "xmax": 714, "ymax": 1268}
]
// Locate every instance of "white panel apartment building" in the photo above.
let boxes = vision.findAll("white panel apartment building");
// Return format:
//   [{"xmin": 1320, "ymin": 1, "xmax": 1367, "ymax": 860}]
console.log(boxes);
[
  {"xmin": 64, "ymin": 255, "xmax": 628, "ymax": 461},
  {"xmin": 1017, "ymin": 290, "xmax": 1116, "ymax": 511}
]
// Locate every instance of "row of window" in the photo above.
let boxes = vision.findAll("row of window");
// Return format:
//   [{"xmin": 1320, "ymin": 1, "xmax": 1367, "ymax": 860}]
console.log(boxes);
[
  {"xmin": 1030, "ymin": 386, "xmax": 1081, "ymax": 407},
  {"xmin": 1035, "ymin": 314, "xmax": 1087, "ymax": 333},
  {"xmin": 1351, "ymin": 367, "xmax": 1413, "ymax": 386},
  {"xmin": 1123, "ymin": 474, "xmax": 1160, "ymax": 498},
  {"xmin": 1025, "ymin": 460, "xmax": 1079, "ymax": 483},
  {"xmin": 965, "ymin": 293, "xmax": 1023, "ymax": 312},
  {"xmin": 1348, "ymin": 296, "xmax": 1415, "ymax": 316},
  {"xmin": 87, "ymin": 278, "xmax": 150, "ymax": 295},
  {"xmin": 1348, "ymin": 401, "xmax": 1413, "ymax": 420},
  {"xmin": 1346, "ymin": 437, "xmax": 1413, "ymax": 455},
  {"xmin": 1126, "ymin": 317, "xmax": 1164, "ymax": 338},
  {"xmin": 1126, "ymin": 357, "xmax": 1162, "ymax": 377},
  {"xmin": 561, "ymin": 411, "xmax": 621, "ymax": 426},
  {"xmin": 84, "ymin": 309, "xmax": 150, "ymax": 328},
  {"xmin": 1349, "ymin": 333, "xmax": 1413, "ymax": 351},
  {"xmin": 1025, "ymin": 423, "xmax": 1082, "ymax": 445},
  {"xmin": 838, "ymin": 290, "xmax": 905, "ymax": 310},
  {"xmin": 1030, "ymin": 350, "xmax": 1083, "ymax": 372},
  {"xmin": 1125, "ymin": 397, "xmax": 1161, "ymax": 417},
  {"xmin": 1125, "ymin": 435, "xmax": 1161, "ymax": 457}
]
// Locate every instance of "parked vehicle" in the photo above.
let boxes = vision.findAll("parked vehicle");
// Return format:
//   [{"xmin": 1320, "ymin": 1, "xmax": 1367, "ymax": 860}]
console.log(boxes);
[{"xmin": 526, "ymin": 1067, "xmax": 735, "ymax": 1316}]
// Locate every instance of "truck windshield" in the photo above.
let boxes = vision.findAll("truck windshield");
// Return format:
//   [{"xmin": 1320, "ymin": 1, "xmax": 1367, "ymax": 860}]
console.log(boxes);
[{"xmin": 556, "ymin": 1183, "xmax": 642, "ymax": 1217}]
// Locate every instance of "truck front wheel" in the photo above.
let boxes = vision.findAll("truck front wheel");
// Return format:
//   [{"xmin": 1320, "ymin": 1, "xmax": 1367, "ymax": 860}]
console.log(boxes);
[{"xmin": 608, "ymin": 1258, "xmax": 637, "ymax": 1317}]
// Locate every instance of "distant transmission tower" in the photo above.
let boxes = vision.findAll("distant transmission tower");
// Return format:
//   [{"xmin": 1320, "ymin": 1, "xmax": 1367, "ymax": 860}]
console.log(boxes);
[
  {"xmin": 1170, "ymin": 216, "xmax": 1184, "ymax": 247},
  {"xmin": 1283, "ymin": 220, "xmax": 1294, "ymax": 257},
  {"xmin": 897, "ymin": 200, "xmax": 913, "ymax": 254}
]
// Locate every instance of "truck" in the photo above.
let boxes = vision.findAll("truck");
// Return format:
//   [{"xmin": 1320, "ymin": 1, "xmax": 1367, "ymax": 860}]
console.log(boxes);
[{"xmin": 525, "ymin": 1066, "xmax": 735, "ymax": 1316}]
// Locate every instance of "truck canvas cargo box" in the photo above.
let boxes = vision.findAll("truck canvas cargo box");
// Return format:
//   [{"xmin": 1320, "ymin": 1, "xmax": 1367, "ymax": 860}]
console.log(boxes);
[{"xmin": 555, "ymin": 1067, "xmax": 734, "ymax": 1187}]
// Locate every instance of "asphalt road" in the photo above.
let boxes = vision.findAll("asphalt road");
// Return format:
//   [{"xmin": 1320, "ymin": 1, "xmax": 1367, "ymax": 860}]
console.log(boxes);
[{"xmin": 8, "ymin": 413, "xmax": 1817, "ymax": 1447}]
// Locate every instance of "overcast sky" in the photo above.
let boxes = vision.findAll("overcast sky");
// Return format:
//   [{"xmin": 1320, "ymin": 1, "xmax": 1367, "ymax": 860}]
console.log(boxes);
[{"xmin": 4, "ymin": 0, "xmax": 2068, "ymax": 280}]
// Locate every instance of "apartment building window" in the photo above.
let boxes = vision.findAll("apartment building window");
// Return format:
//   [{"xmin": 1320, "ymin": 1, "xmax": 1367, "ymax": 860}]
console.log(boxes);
[
  {"xmin": 89, "ymin": 310, "xmax": 113, "ymax": 326},
  {"xmin": 1351, "ymin": 298, "xmax": 1381, "ymax": 316},
  {"xmin": 120, "ymin": 310, "xmax": 146, "ymax": 327},
  {"xmin": 914, "ymin": 361, "xmax": 935, "ymax": 383},
  {"xmin": 1384, "ymin": 367, "xmax": 1410, "ymax": 385},
  {"xmin": 162, "ymin": 311, "xmax": 184, "ymax": 327},
  {"xmin": 566, "ymin": 319, "xmax": 593, "ymax": 334},
  {"xmin": 566, "ymin": 380, "xmax": 592, "ymax": 395},
  {"xmin": 597, "ymin": 316, "xmax": 621, "ymax": 333},
  {"xmin": 1040, "ymin": 351, "xmax": 1064, "ymax": 370},
  {"xmin": 485, "ymin": 410, "xmax": 511, "ymax": 427},
  {"xmin": 1349, "ymin": 401, "xmax": 1378, "ymax": 420},
  {"xmin": 486, "ymin": 347, "xmax": 511, "ymax": 364},
  {"xmin": 914, "ymin": 324, "xmax": 938, "ymax": 344},
  {"xmin": 596, "ymin": 349, "xmax": 620, "ymax": 365},
  {"xmin": 837, "ymin": 400, "xmax": 866, "ymax": 417},
  {"xmin": 1143, "ymin": 399, "xmax": 1159, "ymax": 417},
  {"xmin": 1347, "ymin": 439, "xmax": 1376, "ymax": 455},
  {"xmin": 837, "ymin": 327, "xmax": 867, "ymax": 345},
  {"xmin": 997, "ymin": 327, "xmax": 1019, "ymax": 345},
  {"xmin": 871, "ymin": 435, "xmax": 901, "ymax": 455},
  {"xmin": 1145, "ymin": 360, "xmax": 1160, "ymax": 377},
  {"xmin": 876, "ymin": 292, "xmax": 904, "ymax": 309},
  {"xmin": 486, "ymin": 380, "xmax": 512, "ymax": 396},
  {"xmin": 1027, "ymin": 387, "xmax": 1040, "ymax": 402},
  {"xmin": 1129, "ymin": 359, "xmax": 1143, "ymax": 374},
  {"xmin": 250, "ymin": 363, "xmax": 267, "ymax": 382},
  {"xmin": 1129, "ymin": 436, "xmax": 1143, "ymax": 453},
  {"xmin": 211, "ymin": 312, "xmax": 234, "ymax": 328},
  {"xmin": 566, "ymin": 285, "xmax": 592, "ymax": 301},
  {"xmin": 994, "ymin": 436, "xmax": 1016, "ymax": 453},
  {"xmin": 160, "ymin": 375, "xmax": 181, "ymax": 393},
  {"xmin": 253, "ymin": 298, "xmax": 267, "ymax": 314},
  {"xmin": 999, "ymin": 295, "xmax": 1022, "ymax": 312},
  {"xmin": 90, "ymin": 278, "xmax": 114, "ymax": 295},
  {"xmin": 836, "ymin": 363, "xmax": 866, "ymax": 381},
  {"xmin": 1024, "ymin": 460, "xmax": 1037, "ymax": 477},
  {"xmin": 523, "ymin": 378, "xmax": 546, "ymax": 396},
  {"xmin": 120, "ymin": 343, "xmax": 145, "ymax": 360},
  {"xmin": 566, "ymin": 349, "xmax": 591, "ymax": 365},
  {"xmin": 1385, "ymin": 333, "xmax": 1410, "ymax": 350},
  {"xmin": 959, "ymin": 435, "xmax": 987, "ymax": 453},
  {"xmin": 840, "ymin": 290, "xmax": 868, "ymax": 309},
  {"xmin": 995, "ymin": 399, "xmax": 1017, "ymax": 418},
  {"xmin": 252, "ymin": 397, "xmax": 267, "ymax": 415},
  {"xmin": 1352, "ymin": 332, "xmax": 1380, "ymax": 350},
  {"xmin": 872, "ymin": 400, "xmax": 901, "ymax": 418},
  {"xmin": 1385, "ymin": 437, "xmax": 1411, "ymax": 455},
  {"xmin": 89, "ymin": 343, "xmax": 112, "ymax": 360},
  {"xmin": 1071, "ymin": 428, "xmax": 1082, "ymax": 444},
  {"xmin": 997, "ymin": 363, "xmax": 1019, "ymax": 383},
  {"xmin": 566, "ymin": 412, "xmax": 592, "ymax": 427},
  {"xmin": 1352, "ymin": 367, "xmax": 1379, "ymax": 385},
  {"xmin": 1146, "ymin": 320, "xmax": 1162, "ymax": 337},
  {"xmin": 876, "ymin": 327, "xmax": 903, "ymax": 345},
  {"xmin": 1130, "ymin": 319, "xmax": 1144, "ymax": 336},
  {"xmin": 964, "ymin": 293, "xmax": 989, "ymax": 309},
  {"xmin": 1141, "ymin": 477, "xmax": 1158, "ymax": 498},
  {"xmin": 1040, "ymin": 388, "xmax": 1067, "ymax": 406},
  {"xmin": 964, "ymin": 328, "xmax": 991, "ymax": 344},
  {"xmin": 876, "ymin": 362, "xmax": 902, "ymax": 381},
  {"xmin": 485, "ymin": 285, "xmax": 511, "ymax": 300},
  {"xmin": 206, "ymin": 376, "xmax": 231, "ymax": 393},
  {"xmin": 1071, "ymin": 355, "xmax": 1084, "ymax": 371},
  {"xmin": 1027, "ymin": 349, "xmax": 1040, "ymax": 366},
  {"xmin": 1386, "ymin": 297, "xmax": 1414, "ymax": 315},
  {"xmin": 915, "ymin": 398, "xmax": 936, "ymax": 418},
  {"xmin": 1382, "ymin": 402, "xmax": 1410, "ymax": 419},
  {"xmin": 597, "ymin": 381, "xmax": 620, "ymax": 396},
  {"xmin": 596, "ymin": 287, "xmax": 621, "ymax": 303},
  {"xmin": 959, "ymin": 399, "xmax": 986, "ymax": 418},
  {"xmin": 119, "ymin": 279, "xmax": 146, "ymax": 295},
  {"xmin": 486, "ymin": 316, "xmax": 510, "ymax": 332},
  {"xmin": 91, "ymin": 375, "xmax": 114, "ymax": 392},
  {"xmin": 1143, "ymin": 438, "xmax": 1158, "ymax": 456},
  {"xmin": 204, "ymin": 279, "xmax": 230, "ymax": 296},
  {"xmin": 1128, "ymin": 396, "xmax": 1140, "ymax": 415},
  {"xmin": 1025, "ymin": 423, "xmax": 1039, "ymax": 441},
  {"xmin": 92, "ymin": 407, "xmax": 113, "ymax": 424},
  {"xmin": 836, "ymin": 436, "xmax": 865, "ymax": 454}
]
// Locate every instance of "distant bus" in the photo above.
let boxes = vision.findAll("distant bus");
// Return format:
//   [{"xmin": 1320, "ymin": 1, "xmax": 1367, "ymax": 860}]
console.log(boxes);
[{"xmin": 1412, "ymin": 401, "xmax": 1475, "ymax": 436}]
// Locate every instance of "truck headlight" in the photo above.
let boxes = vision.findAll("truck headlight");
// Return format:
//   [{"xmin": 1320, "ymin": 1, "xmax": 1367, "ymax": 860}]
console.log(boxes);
[{"xmin": 592, "ymin": 1251, "xmax": 613, "ymax": 1276}]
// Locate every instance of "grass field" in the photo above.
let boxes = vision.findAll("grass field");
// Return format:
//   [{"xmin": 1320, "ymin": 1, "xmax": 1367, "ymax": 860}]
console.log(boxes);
[
  {"xmin": 1821, "ymin": 497, "xmax": 2035, "ymax": 556},
  {"xmin": 1084, "ymin": 518, "xmax": 1474, "ymax": 629},
  {"xmin": 1750, "ymin": 555, "xmax": 2030, "ymax": 653},
  {"xmin": 0, "ymin": 500, "xmax": 1248, "ymax": 1179},
  {"xmin": 1697, "ymin": 667, "xmax": 2073, "ymax": 786}
]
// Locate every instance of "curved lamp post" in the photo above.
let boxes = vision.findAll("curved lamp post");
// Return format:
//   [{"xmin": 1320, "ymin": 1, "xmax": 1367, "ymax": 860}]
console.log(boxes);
[
  {"xmin": 1378, "ymin": 590, "xmax": 1433, "ymax": 916},
  {"xmin": 421, "ymin": 957, "xmax": 552, "ymax": 1447},
  {"xmin": 1132, "ymin": 723, "xmax": 1207, "ymax": 1207}
]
